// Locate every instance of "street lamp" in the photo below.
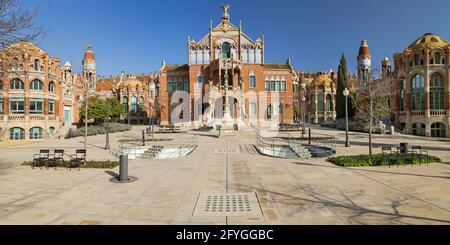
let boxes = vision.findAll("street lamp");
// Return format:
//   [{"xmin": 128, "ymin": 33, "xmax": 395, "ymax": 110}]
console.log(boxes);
[
  {"xmin": 300, "ymin": 82, "xmax": 307, "ymax": 138},
  {"xmin": 105, "ymin": 91, "xmax": 112, "ymax": 150},
  {"xmin": 301, "ymin": 95, "xmax": 306, "ymax": 139},
  {"xmin": 149, "ymin": 82, "xmax": 156, "ymax": 139},
  {"xmin": 343, "ymin": 87, "xmax": 350, "ymax": 147},
  {"xmin": 280, "ymin": 100, "xmax": 284, "ymax": 131}
]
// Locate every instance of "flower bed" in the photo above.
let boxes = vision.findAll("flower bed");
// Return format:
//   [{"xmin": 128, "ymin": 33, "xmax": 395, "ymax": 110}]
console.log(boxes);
[{"xmin": 328, "ymin": 154, "xmax": 441, "ymax": 167}]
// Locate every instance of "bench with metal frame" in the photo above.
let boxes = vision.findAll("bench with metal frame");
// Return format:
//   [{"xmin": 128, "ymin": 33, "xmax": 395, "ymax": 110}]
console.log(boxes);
[
  {"xmin": 47, "ymin": 149, "xmax": 65, "ymax": 170},
  {"xmin": 32, "ymin": 149, "xmax": 50, "ymax": 169},
  {"xmin": 69, "ymin": 149, "xmax": 86, "ymax": 171}
]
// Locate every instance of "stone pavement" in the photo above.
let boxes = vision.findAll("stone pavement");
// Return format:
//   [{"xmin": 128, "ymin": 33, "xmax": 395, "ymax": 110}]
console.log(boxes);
[{"xmin": 0, "ymin": 126, "xmax": 449, "ymax": 224}]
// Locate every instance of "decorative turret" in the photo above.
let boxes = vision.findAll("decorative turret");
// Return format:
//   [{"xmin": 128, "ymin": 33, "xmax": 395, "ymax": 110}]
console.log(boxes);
[
  {"xmin": 357, "ymin": 40, "xmax": 371, "ymax": 85},
  {"xmin": 381, "ymin": 55, "xmax": 391, "ymax": 80},
  {"xmin": 82, "ymin": 45, "xmax": 97, "ymax": 87}
]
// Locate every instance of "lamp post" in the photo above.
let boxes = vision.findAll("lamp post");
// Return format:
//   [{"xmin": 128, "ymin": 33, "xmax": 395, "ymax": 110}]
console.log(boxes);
[
  {"xmin": 300, "ymin": 82, "xmax": 306, "ymax": 139},
  {"xmin": 343, "ymin": 87, "xmax": 350, "ymax": 147},
  {"xmin": 149, "ymin": 82, "xmax": 156, "ymax": 139},
  {"xmin": 105, "ymin": 91, "xmax": 112, "ymax": 150},
  {"xmin": 301, "ymin": 95, "xmax": 306, "ymax": 139},
  {"xmin": 281, "ymin": 100, "xmax": 284, "ymax": 131}
]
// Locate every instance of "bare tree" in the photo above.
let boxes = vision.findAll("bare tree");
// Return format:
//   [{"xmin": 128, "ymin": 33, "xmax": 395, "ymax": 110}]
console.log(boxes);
[
  {"xmin": 0, "ymin": 0, "xmax": 44, "ymax": 49},
  {"xmin": 353, "ymin": 69, "xmax": 391, "ymax": 155}
]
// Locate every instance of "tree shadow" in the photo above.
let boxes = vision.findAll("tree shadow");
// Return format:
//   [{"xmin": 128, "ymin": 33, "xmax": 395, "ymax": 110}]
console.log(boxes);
[
  {"xmin": 232, "ymin": 182, "xmax": 450, "ymax": 225},
  {"xmin": 291, "ymin": 161, "xmax": 450, "ymax": 180}
]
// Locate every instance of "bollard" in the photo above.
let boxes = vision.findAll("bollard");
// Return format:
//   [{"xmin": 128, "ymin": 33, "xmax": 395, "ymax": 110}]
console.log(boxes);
[
  {"xmin": 142, "ymin": 130, "xmax": 145, "ymax": 146},
  {"xmin": 119, "ymin": 154, "xmax": 128, "ymax": 182},
  {"xmin": 308, "ymin": 128, "xmax": 311, "ymax": 145}
]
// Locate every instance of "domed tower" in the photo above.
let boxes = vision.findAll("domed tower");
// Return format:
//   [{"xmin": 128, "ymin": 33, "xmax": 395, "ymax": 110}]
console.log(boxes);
[
  {"xmin": 82, "ymin": 46, "xmax": 97, "ymax": 87},
  {"xmin": 357, "ymin": 40, "xmax": 371, "ymax": 86}
]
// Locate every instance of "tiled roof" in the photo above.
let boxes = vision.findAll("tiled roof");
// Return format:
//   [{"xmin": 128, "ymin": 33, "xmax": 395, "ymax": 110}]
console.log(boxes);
[
  {"xmin": 163, "ymin": 64, "xmax": 189, "ymax": 72},
  {"xmin": 96, "ymin": 84, "xmax": 113, "ymax": 91}
]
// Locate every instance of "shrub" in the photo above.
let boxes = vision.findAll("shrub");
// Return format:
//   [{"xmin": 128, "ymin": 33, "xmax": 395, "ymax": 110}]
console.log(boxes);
[
  {"xmin": 22, "ymin": 160, "xmax": 119, "ymax": 169},
  {"xmin": 320, "ymin": 118, "xmax": 382, "ymax": 134},
  {"xmin": 328, "ymin": 154, "xmax": 441, "ymax": 167},
  {"xmin": 65, "ymin": 123, "xmax": 132, "ymax": 139}
]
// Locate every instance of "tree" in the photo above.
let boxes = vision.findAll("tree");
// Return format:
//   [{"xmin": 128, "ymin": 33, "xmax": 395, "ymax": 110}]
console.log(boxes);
[
  {"xmin": 79, "ymin": 96, "xmax": 124, "ymax": 125},
  {"xmin": 79, "ymin": 96, "xmax": 106, "ymax": 125},
  {"xmin": 0, "ymin": 0, "xmax": 44, "ymax": 49},
  {"xmin": 108, "ymin": 97, "xmax": 124, "ymax": 121},
  {"xmin": 292, "ymin": 103, "xmax": 299, "ymax": 122},
  {"xmin": 353, "ymin": 78, "xmax": 391, "ymax": 125},
  {"xmin": 336, "ymin": 54, "xmax": 348, "ymax": 119},
  {"xmin": 353, "ymin": 70, "xmax": 391, "ymax": 155}
]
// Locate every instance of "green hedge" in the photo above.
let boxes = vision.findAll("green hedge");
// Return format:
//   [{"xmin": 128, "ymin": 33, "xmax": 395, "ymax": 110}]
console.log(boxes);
[
  {"xmin": 66, "ymin": 123, "xmax": 132, "ymax": 139},
  {"xmin": 328, "ymin": 153, "xmax": 441, "ymax": 167},
  {"xmin": 320, "ymin": 118, "xmax": 382, "ymax": 134},
  {"xmin": 23, "ymin": 160, "xmax": 119, "ymax": 169}
]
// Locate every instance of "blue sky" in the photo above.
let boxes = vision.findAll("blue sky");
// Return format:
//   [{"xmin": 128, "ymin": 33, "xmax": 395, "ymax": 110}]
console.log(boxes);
[{"xmin": 30, "ymin": 0, "xmax": 450, "ymax": 76}]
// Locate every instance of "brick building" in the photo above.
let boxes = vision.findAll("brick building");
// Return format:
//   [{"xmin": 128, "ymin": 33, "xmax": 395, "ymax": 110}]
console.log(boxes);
[
  {"xmin": 391, "ymin": 33, "xmax": 450, "ymax": 137},
  {"xmin": 158, "ymin": 5, "xmax": 298, "ymax": 128},
  {"xmin": 0, "ymin": 41, "xmax": 65, "ymax": 140}
]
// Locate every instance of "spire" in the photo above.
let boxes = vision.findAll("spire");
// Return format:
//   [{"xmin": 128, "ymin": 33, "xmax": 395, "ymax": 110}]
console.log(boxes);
[
  {"xmin": 210, "ymin": 20, "xmax": 213, "ymax": 31},
  {"xmin": 221, "ymin": 4, "xmax": 230, "ymax": 22},
  {"xmin": 239, "ymin": 19, "xmax": 242, "ymax": 30}
]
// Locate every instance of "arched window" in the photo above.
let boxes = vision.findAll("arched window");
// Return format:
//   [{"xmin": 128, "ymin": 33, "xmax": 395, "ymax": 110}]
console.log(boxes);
[
  {"xmin": 123, "ymin": 96, "xmax": 129, "ymax": 113},
  {"xmin": 139, "ymin": 96, "xmax": 145, "ymax": 112},
  {"xmin": 310, "ymin": 94, "xmax": 315, "ymax": 112},
  {"xmin": 130, "ymin": 96, "xmax": 137, "ymax": 113},
  {"xmin": 267, "ymin": 104, "xmax": 272, "ymax": 119},
  {"xmin": 9, "ymin": 79, "xmax": 24, "ymax": 90},
  {"xmin": 222, "ymin": 42, "xmax": 231, "ymax": 59},
  {"xmin": 9, "ymin": 127, "xmax": 25, "ymax": 140},
  {"xmin": 412, "ymin": 122, "xmax": 426, "ymax": 136},
  {"xmin": 249, "ymin": 73, "xmax": 256, "ymax": 88},
  {"xmin": 398, "ymin": 79, "xmax": 405, "ymax": 111},
  {"xmin": 326, "ymin": 94, "xmax": 332, "ymax": 112},
  {"xmin": 12, "ymin": 58, "xmax": 19, "ymax": 70},
  {"xmin": 197, "ymin": 73, "xmax": 204, "ymax": 89},
  {"xmin": 431, "ymin": 122, "xmax": 446, "ymax": 137},
  {"xmin": 34, "ymin": 59, "xmax": 40, "ymax": 71},
  {"xmin": 413, "ymin": 54, "xmax": 419, "ymax": 66},
  {"xmin": 434, "ymin": 52, "xmax": 441, "ymax": 64},
  {"xmin": 48, "ymin": 82, "xmax": 55, "ymax": 93},
  {"xmin": 29, "ymin": 127, "xmax": 43, "ymax": 139},
  {"xmin": 30, "ymin": 79, "xmax": 44, "ymax": 90},
  {"xmin": 250, "ymin": 102, "xmax": 257, "ymax": 116},
  {"xmin": 280, "ymin": 77, "xmax": 286, "ymax": 92},
  {"xmin": 318, "ymin": 94, "xmax": 324, "ymax": 112},
  {"xmin": 411, "ymin": 74, "xmax": 425, "ymax": 110},
  {"xmin": 430, "ymin": 73, "xmax": 444, "ymax": 110}
]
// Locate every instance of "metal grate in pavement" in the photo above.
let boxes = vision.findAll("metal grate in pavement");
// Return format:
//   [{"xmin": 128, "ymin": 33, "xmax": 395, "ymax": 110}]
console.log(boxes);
[
  {"xmin": 193, "ymin": 192, "xmax": 261, "ymax": 216},
  {"xmin": 214, "ymin": 148, "xmax": 240, "ymax": 154}
]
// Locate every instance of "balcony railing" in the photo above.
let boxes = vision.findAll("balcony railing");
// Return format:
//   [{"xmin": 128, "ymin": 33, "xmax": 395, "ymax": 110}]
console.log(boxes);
[
  {"xmin": 48, "ymin": 115, "xmax": 57, "ymax": 120},
  {"xmin": 8, "ymin": 115, "xmax": 25, "ymax": 120},
  {"xmin": 411, "ymin": 110, "xmax": 425, "ymax": 116},
  {"xmin": 29, "ymin": 115, "xmax": 45, "ymax": 120},
  {"xmin": 430, "ymin": 109, "xmax": 446, "ymax": 116},
  {"xmin": 399, "ymin": 111, "xmax": 406, "ymax": 116}
]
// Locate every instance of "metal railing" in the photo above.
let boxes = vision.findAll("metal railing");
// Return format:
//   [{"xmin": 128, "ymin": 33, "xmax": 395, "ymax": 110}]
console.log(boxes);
[{"xmin": 256, "ymin": 130, "xmax": 336, "ymax": 157}]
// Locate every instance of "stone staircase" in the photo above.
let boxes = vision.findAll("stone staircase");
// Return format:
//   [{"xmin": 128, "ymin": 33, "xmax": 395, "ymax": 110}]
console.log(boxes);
[
  {"xmin": 139, "ymin": 145, "xmax": 165, "ymax": 159},
  {"xmin": 289, "ymin": 144, "xmax": 312, "ymax": 159}
]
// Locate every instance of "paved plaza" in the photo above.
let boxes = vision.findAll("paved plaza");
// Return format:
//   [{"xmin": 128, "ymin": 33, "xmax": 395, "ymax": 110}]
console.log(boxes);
[{"xmin": 0, "ymin": 126, "xmax": 449, "ymax": 224}]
